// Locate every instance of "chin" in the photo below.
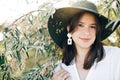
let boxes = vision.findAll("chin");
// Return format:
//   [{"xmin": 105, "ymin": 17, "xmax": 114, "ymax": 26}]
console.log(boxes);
[
  {"xmin": 81, "ymin": 46, "xmax": 91, "ymax": 49},
  {"xmin": 78, "ymin": 43, "xmax": 92, "ymax": 49}
]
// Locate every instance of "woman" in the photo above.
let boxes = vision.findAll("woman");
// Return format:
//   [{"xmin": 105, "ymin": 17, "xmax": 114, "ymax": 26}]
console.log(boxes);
[{"xmin": 48, "ymin": 1, "xmax": 120, "ymax": 80}]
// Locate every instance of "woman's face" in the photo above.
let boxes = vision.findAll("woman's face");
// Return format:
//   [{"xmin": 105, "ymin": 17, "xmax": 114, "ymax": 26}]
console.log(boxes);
[{"xmin": 71, "ymin": 13, "xmax": 97, "ymax": 49}]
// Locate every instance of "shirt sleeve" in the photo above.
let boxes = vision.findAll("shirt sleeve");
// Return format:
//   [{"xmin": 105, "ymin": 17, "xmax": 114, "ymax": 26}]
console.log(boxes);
[
  {"xmin": 54, "ymin": 61, "xmax": 62, "ymax": 73},
  {"xmin": 113, "ymin": 47, "xmax": 120, "ymax": 80},
  {"xmin": 105, "ymin": 46, "xmax": 120, "ymax": 80}
]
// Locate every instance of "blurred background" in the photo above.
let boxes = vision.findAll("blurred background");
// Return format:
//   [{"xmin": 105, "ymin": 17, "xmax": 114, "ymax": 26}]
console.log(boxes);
[{"xmin": 0, "ymin": 0, "xmax": 119, "ymax": 79}]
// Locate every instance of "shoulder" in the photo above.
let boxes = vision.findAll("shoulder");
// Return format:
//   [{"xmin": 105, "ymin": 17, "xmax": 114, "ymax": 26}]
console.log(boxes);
[
  {"xmin": 103, "ymin": 45, "xmax": 120, "ymax": 62},
  {"xmin": 103, "ymin": 46, "xmax": 120, "ymax": 75},
  {"xmin": 103, "ymin": 45, "xmax": 120, "ymax": 55}
]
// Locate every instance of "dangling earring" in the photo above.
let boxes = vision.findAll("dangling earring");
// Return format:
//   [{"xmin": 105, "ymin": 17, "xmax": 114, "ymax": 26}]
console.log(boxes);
[{"xmin": 67, "ymin": 33, "xmax": 72, "ymax": 45}]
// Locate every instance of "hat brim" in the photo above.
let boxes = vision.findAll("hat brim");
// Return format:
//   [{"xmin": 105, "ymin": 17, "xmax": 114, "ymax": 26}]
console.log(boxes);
[{"xmin": 48, "ymin": 7, "xmax": 120, "ymax": 48}]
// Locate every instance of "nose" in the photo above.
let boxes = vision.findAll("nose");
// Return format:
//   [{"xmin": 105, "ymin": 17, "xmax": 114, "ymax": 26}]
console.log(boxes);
[{"xmin": 83, "ymin": 27, "xmax": 90, "ymax": 36}]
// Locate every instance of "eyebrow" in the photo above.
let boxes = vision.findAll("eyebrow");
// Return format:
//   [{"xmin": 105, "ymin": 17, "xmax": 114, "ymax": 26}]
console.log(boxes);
[{"xmin": 78, "ymin": 22, "xmax": 97, "ymax": 26}]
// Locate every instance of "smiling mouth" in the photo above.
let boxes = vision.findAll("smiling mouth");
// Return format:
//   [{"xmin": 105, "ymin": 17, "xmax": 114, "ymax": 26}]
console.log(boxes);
[{"xmin": 80, "ymin": 38, "xmax": 90, "ymax": 42}]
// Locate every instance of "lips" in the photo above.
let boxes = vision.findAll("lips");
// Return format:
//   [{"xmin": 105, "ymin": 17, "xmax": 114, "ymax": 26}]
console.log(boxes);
[{"xmin": 80, "ymin": 38, "xmax": 90, "ymax": 42}]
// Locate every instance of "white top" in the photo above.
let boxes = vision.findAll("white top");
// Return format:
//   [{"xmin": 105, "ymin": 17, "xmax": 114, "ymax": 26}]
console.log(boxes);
[{"xmin": 55, "ymin": 46, "xmax": 120, "ymax": 80}]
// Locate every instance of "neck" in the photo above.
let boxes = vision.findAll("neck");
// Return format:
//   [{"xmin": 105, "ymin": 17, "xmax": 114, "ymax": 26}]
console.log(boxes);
[{"xmin": 75, "ymin": 46, "xmax": 90, "ymax": 64}]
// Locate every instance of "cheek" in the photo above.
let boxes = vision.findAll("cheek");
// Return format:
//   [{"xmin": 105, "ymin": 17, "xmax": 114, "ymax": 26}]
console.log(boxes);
[
  {"xmin": 92, "ymin": 31, "xmax": 96, "ymax": 36},
  {"xmin": 71, "ymin": 32, "xmax": 78, "ymax": 41},
  {"xmin": 92, "ymin": 31, "xmax": 96, "ymax": 41},
  {"xmin": 91, "ymin": 29, "xmax": 96, "ymax": 36},
  {"xmin": 71, "ymin": 31, "xmax": 80, "ymax": 37}
]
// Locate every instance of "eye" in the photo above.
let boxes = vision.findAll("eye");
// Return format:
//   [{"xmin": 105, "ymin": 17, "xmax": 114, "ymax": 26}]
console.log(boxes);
[
  {"xmin": 90, "ymin": 25, "xmax": 96, "ymax": 29},
  {"xmin": 78, "ymin": 23, "xmax": 84, "ymax": 27}
]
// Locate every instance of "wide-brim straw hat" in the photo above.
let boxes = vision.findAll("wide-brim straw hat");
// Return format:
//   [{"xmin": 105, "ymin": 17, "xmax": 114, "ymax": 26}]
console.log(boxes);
[{"xmin": 48, "ymin": 1, "xmax": 120, "ymax": 48}]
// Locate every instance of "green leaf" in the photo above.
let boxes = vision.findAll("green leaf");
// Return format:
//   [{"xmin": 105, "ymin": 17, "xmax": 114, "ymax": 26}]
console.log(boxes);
[
  {"xmin": 108, "ymin": 8, "xmax": 111, "ymax": 19},
  {"xmin": 0, "ymin": 55, "xmax": 5, "ymax": 66},
  {"xmin": 39, "ymin": 49, "xmax": 45, "ymax": 59},
  {"xmin": 116, "ymin": 0, "xmax": 120, "ymax": 9},
  {"xmin": 105, "ymin": 20, "xmax": 115, "ymax": 28},
  {"xmin": 16, "ymin": 50, "xmax": 21, "ymax": 62},
  {"xmin": 34, "ymin": 49, "xmax": 38, "ymax": 58},
  {"xmin": 111, "ymin": 8, "xmax": 117, "ymax": 16},
  {"xmin": 7, "ymin": 72, "xmax": 11, "ymax": 80},
  {"xmin": 36, "ymin": 62, "xmax": 42, "ymax": 69},
  {"xmin": 28, "ymin": 15, "xmax": 34, "ymax": 25},
  {"xmin": 23, "ymin": 46, "xmax": 29, "ymax": 59},
  {"xmin": 101, "ymin": 0, "xmax": 114, "ymax": 14},
  {"xmin": 112, "ymin": 20, "xmax": 120, "ymax": 30},
  {"xmin": 4, "ymin": 41, "xmax": 7, "ymax": 52}
]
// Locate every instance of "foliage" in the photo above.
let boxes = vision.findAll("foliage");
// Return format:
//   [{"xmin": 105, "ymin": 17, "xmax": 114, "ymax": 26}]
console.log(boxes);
[
  {"xmin": 0, "ymin": 1, "xmax": 61, "ymax": 79},
  {"xmin": 98, "ymin": 0, "xmax": 120, "ymax": 47},
  {"xmin": 0, "ymin": 0, "xmax": 119, "ymax": 80}
]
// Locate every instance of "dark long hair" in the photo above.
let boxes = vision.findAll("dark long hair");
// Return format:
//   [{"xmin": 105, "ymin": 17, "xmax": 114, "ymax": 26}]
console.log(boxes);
[{"xmin": 62, "ymin": 11, "xmax": 104, "ymax": 69}]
